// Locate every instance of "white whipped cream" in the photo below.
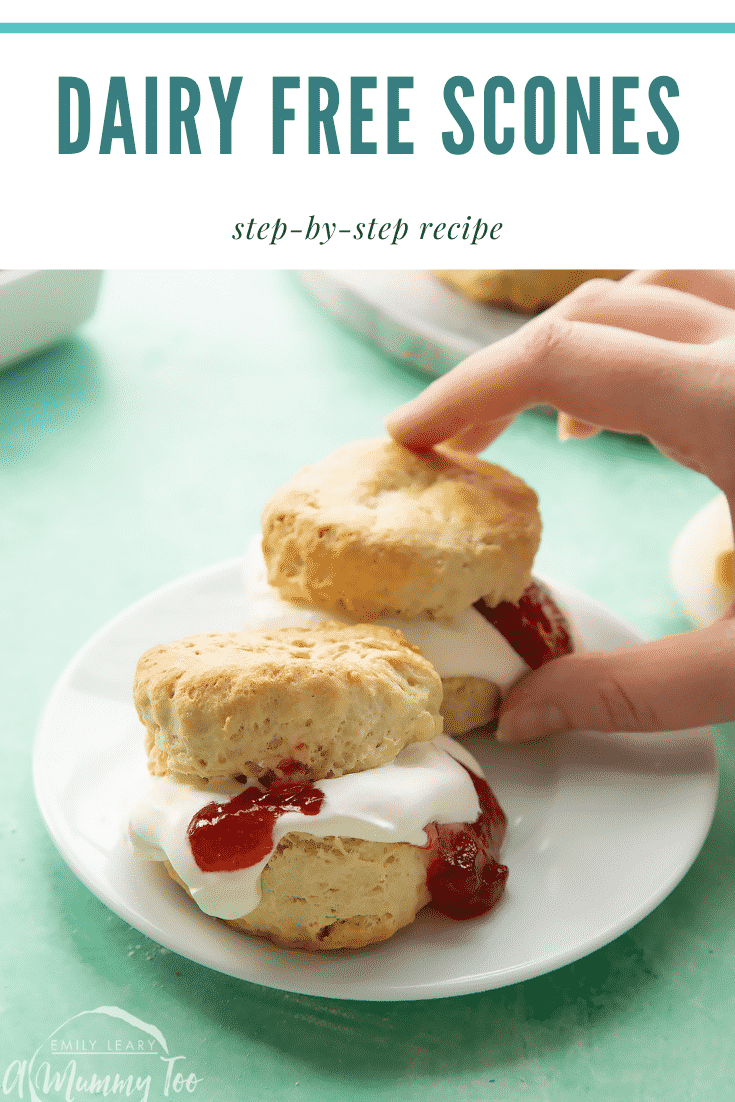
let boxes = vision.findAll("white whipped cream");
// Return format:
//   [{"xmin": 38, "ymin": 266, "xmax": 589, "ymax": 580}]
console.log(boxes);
[
  {"xmin": 129, "ymin": 735, "xmax": 484, "ymax": 921},
  {"xmin": 242, "ymin": 535, "xmax": 530, "ymax": 692}
]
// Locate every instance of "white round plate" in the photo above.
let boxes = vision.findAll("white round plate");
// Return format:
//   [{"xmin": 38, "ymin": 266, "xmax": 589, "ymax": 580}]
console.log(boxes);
[
  {"xmin": 670, "ymin": 493, "xmax": 733, "ymax": 628},
  {"xmin": 34, "ymin": 560, "xmax": 718, "ymax": 1002}
]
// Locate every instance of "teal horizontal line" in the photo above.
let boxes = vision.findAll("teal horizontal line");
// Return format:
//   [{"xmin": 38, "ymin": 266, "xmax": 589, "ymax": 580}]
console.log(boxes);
[{"xmin": 0, "ymin": 21, "xmax": 734, "ymax": 33}]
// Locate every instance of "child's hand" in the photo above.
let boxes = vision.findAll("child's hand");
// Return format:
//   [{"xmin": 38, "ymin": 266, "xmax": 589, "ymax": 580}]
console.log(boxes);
[{"xmin": 386, "ymin": 270, "xmax": 735, "ymax": 740}]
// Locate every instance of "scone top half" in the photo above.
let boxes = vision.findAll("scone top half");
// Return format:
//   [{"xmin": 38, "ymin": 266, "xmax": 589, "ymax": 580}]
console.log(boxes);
[
  {"xmin": 261, "ymin": 439, "xmax": 541, "ymax": 621},
  {"xmin": 135, "ymin": 622, "xmax": 443, "ymax": 782}
]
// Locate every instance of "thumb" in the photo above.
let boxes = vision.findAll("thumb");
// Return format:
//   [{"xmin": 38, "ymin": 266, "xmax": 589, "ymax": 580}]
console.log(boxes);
[{"xmin": 496, "ymin": 618, "xmax": 735, "ymax": 741}]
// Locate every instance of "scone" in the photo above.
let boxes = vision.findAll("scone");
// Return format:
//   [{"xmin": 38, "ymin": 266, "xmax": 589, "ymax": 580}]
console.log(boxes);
[
  {"xmin": 261, "ymin": 439, "xmax": 540, "ymax": 619},
  {"xmin": 129, "ymin": 623, "xmax": 508, "ymax": 951},
  {"xmin": 250, "ymin": 439, "xmax": 577, "ymax": 735},
  {"xmin": 433, "ymin": 270, "xmax": 629, "ymax": 314}
]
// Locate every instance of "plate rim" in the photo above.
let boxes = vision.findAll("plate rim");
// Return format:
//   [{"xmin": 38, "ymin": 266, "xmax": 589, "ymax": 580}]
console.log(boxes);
[{"xmin": 33, "ymin": 557, "xmax": 719, "ymax": 1001}]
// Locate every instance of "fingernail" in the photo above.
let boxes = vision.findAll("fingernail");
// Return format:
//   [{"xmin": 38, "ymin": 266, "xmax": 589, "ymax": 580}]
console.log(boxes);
[
  {"xmin": 496, "ymin": 705, "xmax": 570, "ymax": 742},
  {"xmin": 557, "ymin": 414, "xmax": 600, "ymax": 441}
]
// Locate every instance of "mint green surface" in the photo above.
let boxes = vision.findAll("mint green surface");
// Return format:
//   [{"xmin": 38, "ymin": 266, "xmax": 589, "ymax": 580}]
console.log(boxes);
[
  {"xmin": 3, "ymin": 21, "xmax": 735, "ymax": 31},
  {"xmin": 2, "ymin": 271, "xmax": 733, "ymax": 1099}
]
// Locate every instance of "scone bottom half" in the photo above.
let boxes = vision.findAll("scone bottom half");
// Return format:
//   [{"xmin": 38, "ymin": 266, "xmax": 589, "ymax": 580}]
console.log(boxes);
[{"xmin": 129, "ymin": 622, "xmax": 510, "ymax": 951}]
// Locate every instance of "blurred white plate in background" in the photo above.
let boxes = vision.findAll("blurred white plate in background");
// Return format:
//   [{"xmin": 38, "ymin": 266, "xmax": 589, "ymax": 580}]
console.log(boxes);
[
  {"xmin": 296, "ymin": 270, "xmax": 527, "ymax": 378},
  {"xmin": 670, "ymin": 493, "xmax": 734, "ymax": 628},
  {"xmin": 0, "ymin": 270, "xmax": 103, "ymax": 371}
]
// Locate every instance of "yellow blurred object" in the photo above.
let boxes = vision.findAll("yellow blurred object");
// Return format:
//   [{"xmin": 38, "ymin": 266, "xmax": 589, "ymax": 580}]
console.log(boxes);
[
  {"xmin": 433, "ymin": 270, "xmax": 629, "ymax": 315},
  {"xmin": 714, "ymin": 549, "xmax": 734, "ymax": 594}
]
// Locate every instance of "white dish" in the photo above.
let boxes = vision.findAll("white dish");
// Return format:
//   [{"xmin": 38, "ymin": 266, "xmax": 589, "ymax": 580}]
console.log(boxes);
[
  {"xmin": 0, "ymin": 270, "xmax": 103, "ymax": 370},
  {"xmin": 296, "ymin": 270, "xmax": 527, "ymax": 378},
  {"xmin": 670, "ymin": 493, "xmax": 733, "ymax": 628},
  {"xmin": 34, "ymin": 559, "xmax": 718, "ymax": 1002}
]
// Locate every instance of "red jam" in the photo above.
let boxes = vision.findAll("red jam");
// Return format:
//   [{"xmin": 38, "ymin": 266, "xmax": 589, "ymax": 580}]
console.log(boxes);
[
  {"xmin": 188, "ymin": 782, "xmax": 324, "ymax": 872},
  {"xmin": 426, "ymin": 766, "xmax": 508, "ymax": 920},
  {"xmin": 474, "ymin": 580, "xmax": 573, "ymax": 670}
]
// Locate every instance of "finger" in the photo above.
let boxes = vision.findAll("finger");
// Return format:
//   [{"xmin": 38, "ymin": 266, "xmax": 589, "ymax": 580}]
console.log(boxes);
[
  {"xmin": 557, "ymin": 278, "xmax": 735, "ymax": 344},
  {"xmin": 623, "ymin": 269, "xmax": 735, "ymax": 310},
  {"xmin": 495, "ymin": 618, "xmax": 735, "ymax": 740},
  {"xmin": 385, "ymin": 313, "xmax": 715, "ymax": 452},
  {"xmin": 557, "ymin": 413, "xmax": 601, "ymax": 441},
  {"xmin": 447, "ymin": 417, "xmax": 515, "ymax": 453}
]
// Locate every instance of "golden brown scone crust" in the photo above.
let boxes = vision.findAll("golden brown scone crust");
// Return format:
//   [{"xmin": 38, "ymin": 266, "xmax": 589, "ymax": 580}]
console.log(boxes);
[
  {"xmin": 440, "ymin": 676, "xmax": 501, "ymax": 736},
  {"xmin": 261, "ymin": 439, "xmax": 541, "ymax": 621},
  {"xmin": 165, "ymin": 829, "xmax": 432, "ymax": 951},
  {"xmin": 135, "ymin": 623, "xmax": 443, "ymax": 781},
  {"xmin": 433, "ymin": 270, "xmax": 629, "ymax": 314}
]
